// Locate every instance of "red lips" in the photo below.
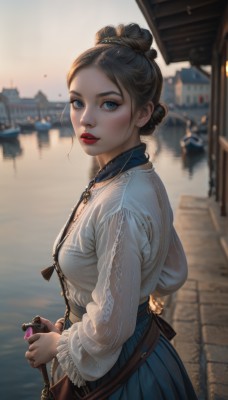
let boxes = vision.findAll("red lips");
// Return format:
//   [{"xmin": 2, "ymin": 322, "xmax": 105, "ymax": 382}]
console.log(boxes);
[{"xmin": 80, "ymin": 132, "xmax": 100, "ymax": 145}]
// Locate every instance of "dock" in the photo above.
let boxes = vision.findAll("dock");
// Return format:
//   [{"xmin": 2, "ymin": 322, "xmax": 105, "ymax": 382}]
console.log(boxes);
[{"xmin": 170, "ymin": 195, "xmax": 228, "ymax": 399}]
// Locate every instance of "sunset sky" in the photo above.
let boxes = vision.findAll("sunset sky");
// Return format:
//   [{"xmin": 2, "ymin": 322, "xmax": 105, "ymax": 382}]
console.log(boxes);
[{"xmin": 0, "ymin": 0, "xmax": 189, "ymax": 101}]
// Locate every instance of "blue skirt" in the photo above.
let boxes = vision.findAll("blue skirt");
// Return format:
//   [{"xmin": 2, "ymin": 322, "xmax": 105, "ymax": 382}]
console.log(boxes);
[{"xmin": 80, "ymin": 302, "xmax": 198, "ymax": 400}]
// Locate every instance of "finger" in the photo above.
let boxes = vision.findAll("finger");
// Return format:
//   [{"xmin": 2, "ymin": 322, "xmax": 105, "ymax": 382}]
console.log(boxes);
[
  {"xmin": 28, "ymin": 343, "xmax": 36, "ymax": 351},
  {"xmin": 40, "ymin": 317, "xmax": 59, "ymax": 332},
  {"xmin": 25, "ymin": 350, "xmax": 35, "ymax": 362},
  {"xmin": 25, "ymin": 350, "xmax": 40, "ymax": 369},
  {"xmin": 33, "ymin": 360, "xmax": 42, "ymax": 368},
  {"xmin": 28, "ymin": 359, "xmax": 37, "ymax": 369},
  {"xmin": 28, "ymin": 333, "xmax": 41, "ymax": 344},
  {"xmin": 39, "ymin": 317, "xmax": 54, "ymax": 326},
  {"xmin": 54, "ymin": 322, "xmax": 64, "ymax": 333}
]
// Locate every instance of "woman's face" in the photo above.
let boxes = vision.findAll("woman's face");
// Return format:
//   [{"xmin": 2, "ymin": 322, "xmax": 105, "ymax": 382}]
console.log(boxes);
[{"xmin": 69, "ymin": 66, "xmax": 142, "ymax": 167}]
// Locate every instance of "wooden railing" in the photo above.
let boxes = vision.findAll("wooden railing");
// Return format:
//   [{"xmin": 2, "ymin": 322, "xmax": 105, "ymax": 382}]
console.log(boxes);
[{"xmin": 219, "ymin": 136, "xmax": 228, "ymax": 216}]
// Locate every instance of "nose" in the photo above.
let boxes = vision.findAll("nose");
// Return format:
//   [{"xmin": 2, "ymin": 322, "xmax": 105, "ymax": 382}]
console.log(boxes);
[{"xmin": 80, "ymin": 106, "xmax": 96, "ymax": 127}]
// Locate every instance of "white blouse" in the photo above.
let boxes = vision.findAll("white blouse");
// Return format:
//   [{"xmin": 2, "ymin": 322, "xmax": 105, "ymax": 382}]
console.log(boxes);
[{"xmin": 56, "ymin": 165, "xmax": 187, "ymax": 386}]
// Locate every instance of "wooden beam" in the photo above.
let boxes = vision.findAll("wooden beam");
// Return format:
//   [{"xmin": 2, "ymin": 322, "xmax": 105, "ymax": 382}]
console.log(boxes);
[
  {"xmin": 157, "ymin": 7, "xmax": 222, "ymax": 30},
  {"xmin": 166, "ymin": 47, "xmax": 212, "ymax": 60},
  {"xmin": 163, "ymin": 35, "xmax": 215, "ymax": 48},
  {"xmin": 160, "ymin": 21, "xmax": 218, "ymax": 41},
  {"xmin": 215, "ymin": 2, "xmax": 228, "ymax": 53},
  {"xmin": 151, "ymin": 0, "xmax": 218, "ymax": 18},
  {"xmin": 136, "ymin": 0, "xmax": 225, "ymax": 65},
  {"xmin": 166, "ymin": 50, "xmax": 212, "ymax": 62},
  {"xmin": 168, "ymin": 55, "xmax": 210, "ymax": 64}
]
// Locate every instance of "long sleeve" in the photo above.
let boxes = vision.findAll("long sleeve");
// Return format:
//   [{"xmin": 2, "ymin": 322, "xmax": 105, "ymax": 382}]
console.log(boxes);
[
  {"xmin": 55, "ymin": 167, "xmax": 188, "ymax": 385},
  {"xmin": 154, "ymin": 226, "xmax": 188, "ymax": 296},
  {"xmin": 57, "ymin": 208, "xmax": 149, "ymax": 385}
]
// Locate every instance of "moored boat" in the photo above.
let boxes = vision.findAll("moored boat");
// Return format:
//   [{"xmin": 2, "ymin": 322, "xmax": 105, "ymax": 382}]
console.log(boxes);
[
  {"xmin": 18, "ymin": 120, "xmax": 35, "ymax": 131},
  {"xmin": 34, "ymin": 119, "xmax": 52, "ymax": 132},
  {"xmin": 0, "ymin": 126, "xmax": 21, "ymax": 139},
  {"xmin": 180, "ymin": 131, "xmax": 204, "ymax": 154}
]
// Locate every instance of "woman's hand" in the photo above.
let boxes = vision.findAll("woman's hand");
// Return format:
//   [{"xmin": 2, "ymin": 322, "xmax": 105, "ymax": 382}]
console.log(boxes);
[
  {"xmin": 25, "ymin": 331, "xmax": 60, "ymax": 368},
  {"xmin": 54, "ymin": 317, "xmax": 65, "ymax": 333},
  {"xmin": 39, "ymin": 317, "xmax": 62, "ymax": 334},
  {"xmin": 24, "ymin": 316, "xmax": 63, "ymax": 368}
]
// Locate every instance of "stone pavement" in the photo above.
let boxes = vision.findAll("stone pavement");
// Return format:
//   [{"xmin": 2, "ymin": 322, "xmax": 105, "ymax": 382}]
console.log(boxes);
[{"xmin": 169, "ymin": 195, "xmax": 228, "ymax": 400}]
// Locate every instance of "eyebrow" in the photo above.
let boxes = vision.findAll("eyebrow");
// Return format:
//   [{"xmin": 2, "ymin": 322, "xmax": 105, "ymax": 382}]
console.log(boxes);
[{"xmin": 69, "ymin": 90, "xmax": 122, "ymax": 98}]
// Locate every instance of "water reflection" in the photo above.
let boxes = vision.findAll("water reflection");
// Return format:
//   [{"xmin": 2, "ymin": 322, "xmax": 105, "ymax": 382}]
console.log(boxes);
[
  {"xmin": 58, "ymin": 126, "xmax": 74, "ymax": 138},
  {"xmin": 182, "ymin": 152, "xmax": 207, "ymax": 178},
  {"xmin": 0, "ymin": 126, "xmax": 208, "ymax": 400},
  {"xmin": 158, "ymin": 125, "xmax": 186, "ymax": 158},
  {"xmin": 146, "ymin": 125, "xmax": 207, "ymax": 180},
  {"xmin": 0, "ymin": 138, "xmax": 23, "ymax": 160},
  {"xmin": 0, "ymin": 125, "xmax": 208, "ymax": 180},
  {"xmin": 0, "ymin": 138, "xmax": 23, "ymax": 174},
  {"xmin": 156, "ymin": 125, "xmax": 207, "ymax": 177},
  {"xmin": 36, "ymin": 130, "xmax": 50, "ymax": 149}
]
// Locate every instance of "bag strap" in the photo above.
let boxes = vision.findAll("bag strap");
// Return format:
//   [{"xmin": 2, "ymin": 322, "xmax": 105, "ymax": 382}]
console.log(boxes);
[{"xmin": 79, "ymin": 314, "xmax": 160, "ymax": 400}]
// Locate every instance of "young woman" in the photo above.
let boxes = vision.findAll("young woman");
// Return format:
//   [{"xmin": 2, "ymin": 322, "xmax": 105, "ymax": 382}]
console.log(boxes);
[{"xmin": 25, "ymin": 23, "xmax": 197, "ymax": 399}]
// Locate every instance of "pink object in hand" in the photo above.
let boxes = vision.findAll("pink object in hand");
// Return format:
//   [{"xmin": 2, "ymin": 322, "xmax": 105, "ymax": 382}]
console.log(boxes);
[{"xmin": 24, "ymin": 326, "xmax": 33, "ymax": 340}]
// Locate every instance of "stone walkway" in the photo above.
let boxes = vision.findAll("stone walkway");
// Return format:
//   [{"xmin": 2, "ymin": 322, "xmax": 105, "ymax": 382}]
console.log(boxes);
[{"xmin": 170, "ymin": 195, "xmax": 228, "ymax": 400}]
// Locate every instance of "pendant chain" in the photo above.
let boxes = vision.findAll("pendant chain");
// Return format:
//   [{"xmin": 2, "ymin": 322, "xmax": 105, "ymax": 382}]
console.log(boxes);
[{"xmin": 80, "ymin": 150, "xmax": 135, "ymax": 207}]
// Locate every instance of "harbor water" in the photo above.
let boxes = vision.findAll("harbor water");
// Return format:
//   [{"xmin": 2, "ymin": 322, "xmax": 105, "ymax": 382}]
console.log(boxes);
[{"xmin": 0, "ymin": 123, "xmax": 208, "ymax": 399}]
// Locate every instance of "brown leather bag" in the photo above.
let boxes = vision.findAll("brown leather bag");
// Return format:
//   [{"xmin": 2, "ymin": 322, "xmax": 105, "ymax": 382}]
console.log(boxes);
[
  {"xmin": 50, "ymin": 314, "xmax": 175, "ymax": 400},
  {"xmin": 50, "ymin": 374, "xmax": 78, "ymax": 399}
]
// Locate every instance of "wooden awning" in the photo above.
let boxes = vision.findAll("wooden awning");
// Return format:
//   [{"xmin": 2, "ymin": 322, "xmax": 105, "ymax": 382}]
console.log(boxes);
[{"xmin": 136, "ymin": 0, "xmax": 227, "ymax": 65}]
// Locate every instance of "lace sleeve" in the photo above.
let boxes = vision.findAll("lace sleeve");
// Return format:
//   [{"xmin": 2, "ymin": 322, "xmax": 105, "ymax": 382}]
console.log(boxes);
[{"xmin": 57, "ymin": 208, "xmax": 149, "ymax": 385}]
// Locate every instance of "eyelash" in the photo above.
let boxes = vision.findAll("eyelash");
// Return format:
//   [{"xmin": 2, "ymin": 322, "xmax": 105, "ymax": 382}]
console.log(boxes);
[
  {"xmin": 102, "ymin": 101, "xmax": 119, "ymax": 111},
  {"xmin": 70, "ymin": 99, "xmax": 83, "ymax": 109},
  {"xmin": 69, "ymin": 99, "xmax": 120, "ymax": 111}
]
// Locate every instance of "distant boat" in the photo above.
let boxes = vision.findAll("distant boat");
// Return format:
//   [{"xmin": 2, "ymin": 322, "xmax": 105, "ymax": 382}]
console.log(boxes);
[
  {"xmin": 194, "ymin": 122, "xmax": 208, "ymax": 135},
  {"xmin": 18, "ymin": 120, "xmax": 35, "ymax": 131},
  {"xmin": 35, "ymin": 119, "xmax": 52, "ymax": 132},
  {"xmin": 52, "ymin": 119, "xmax": 72, "ymax": 128},
  {"xmin": 0, "ymin": 126, "xmax": 21, "ymax": 139},
  {"xmin": 180, "ymin": 131, "xmax": 204, "ymax": 154}
]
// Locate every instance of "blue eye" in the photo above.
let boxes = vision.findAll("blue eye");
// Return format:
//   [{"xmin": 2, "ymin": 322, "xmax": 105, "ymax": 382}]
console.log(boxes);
[
  {"xmin": 103, "ymin": 101, "xmax": 119, "ymax": 111},
  {"xmin": 70, "ymin": 99, "xmax": 84, "ymax": 109}
]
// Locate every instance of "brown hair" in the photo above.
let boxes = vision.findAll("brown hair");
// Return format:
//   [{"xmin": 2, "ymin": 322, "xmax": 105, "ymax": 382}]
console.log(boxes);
[{"xmin": 67, "ymin": 23, "xmax": 167, "ymax": 135}]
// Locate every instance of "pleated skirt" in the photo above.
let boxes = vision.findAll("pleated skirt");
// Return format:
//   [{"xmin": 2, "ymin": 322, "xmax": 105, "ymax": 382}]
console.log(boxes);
[{"xmin": 85, "ymin": 303, "xmax": 198, "ymax": 400}]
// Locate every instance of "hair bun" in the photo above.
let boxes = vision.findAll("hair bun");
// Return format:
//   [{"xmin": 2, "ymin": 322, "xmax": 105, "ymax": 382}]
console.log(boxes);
[
  {"xmin": 95, "ymin": 26, "xmax": 116, "ymax": 45},
  {"xmin": 96, "ymin": 23, "xmax": 154, "ymax": 55},
  {"xmin": 141, "ymin": 103, "xmax": 167, "ymax": 135},
  {"xmin": 146, "ymin": 48, "xmax": 157, "ymax": 61},
  {"xmin": 151, "ymin": 103, "xmax": 167, "ymax": 127}
]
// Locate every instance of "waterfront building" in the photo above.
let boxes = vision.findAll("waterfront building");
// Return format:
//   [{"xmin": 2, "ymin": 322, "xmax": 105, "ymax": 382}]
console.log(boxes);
[
  {"xmin": 162, "ymin": 77, "xmax": 175, "ymax": 106},
  {"xmin": 0, "ymin": 98, "xmax": 8, "ymax": 123},
  {"xmin": 174, "ymin": 67, "xmax": 210, "ymax": 107},
  {"xmin": 0, "ymin": 87, "xmax": 68, "ymax": 125},
  {"xmin": 1, "ymin": 88, "xmax": 39, "ymax": 123}
]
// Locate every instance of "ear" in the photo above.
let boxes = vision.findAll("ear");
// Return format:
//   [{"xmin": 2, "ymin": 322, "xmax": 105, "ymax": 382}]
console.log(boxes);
[{"xmin": 135, "ymin": 101, "xmax": 154, "ymax": 128}]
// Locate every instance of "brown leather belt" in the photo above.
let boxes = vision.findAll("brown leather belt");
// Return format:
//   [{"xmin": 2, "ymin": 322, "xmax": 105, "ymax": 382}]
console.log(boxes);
[
  {"xmin": 51, "ymin": 313, "xmax": 176, "ymax": 400},
  {"xmin": 68, "ymin": 299, "xmax": 150, "ymax": 325}
]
